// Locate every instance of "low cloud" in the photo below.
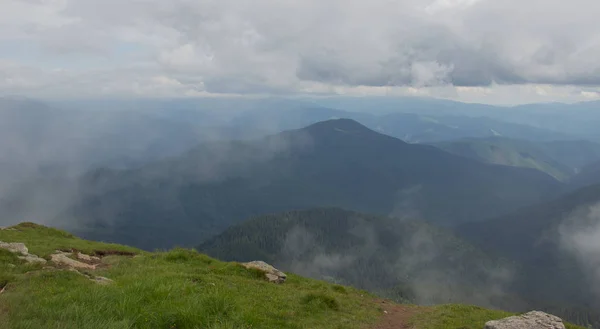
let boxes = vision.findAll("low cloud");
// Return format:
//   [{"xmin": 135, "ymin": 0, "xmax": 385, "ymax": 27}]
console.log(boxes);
[
  {"xmin": 559, "ymin": 202, "xmax": 600, "ymax": 298},
  {"xmin": 279, "ymin": 217, "xmax": 515, "ymax": 309}
]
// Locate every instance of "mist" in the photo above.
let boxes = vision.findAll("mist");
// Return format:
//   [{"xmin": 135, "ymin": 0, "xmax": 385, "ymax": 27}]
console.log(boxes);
[
  {"xmin": 276, "ymin": 213, "xmax": 516, "ymax": 309},
  {"xmin": 559, "ymin": 202, "xmax": 600, "ymax": 299}
]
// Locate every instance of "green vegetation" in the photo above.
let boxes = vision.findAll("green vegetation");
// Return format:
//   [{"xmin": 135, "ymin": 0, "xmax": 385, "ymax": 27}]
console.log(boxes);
[
  {"xmin": 410, "ymin": 305, "xmax": 512, "ymax": 329},
  {"xmin": 55, "ymin": 119, "xmax": 560, "ymax": 251},
  {"xmin": 199, "ymin": 208, "xmax": 517, "ymax": 309},
  {"xmin": 0, "ymin": 223, "xmax": 381, "ymax": 329},
  {"xmin": 457, "ymin": 184, "xmax": 600, "ymax": 328},
  {"xmin": 0, "ymin": 222, "xmax": 139, "ymax": 258},
  {"xmin": 434, "ymin": 137, "xmax": 600, "ymax": 181},
  {"xmin": 0, "ymin": 222, "xmax": 592, "ymax": 329},
  {"xmin": 410, "ymin": 305, "xmax": 587, "ymax": 329}
]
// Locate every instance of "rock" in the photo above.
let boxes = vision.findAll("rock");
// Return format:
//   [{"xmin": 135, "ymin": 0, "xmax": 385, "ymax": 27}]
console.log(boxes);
[
  {"xmin": 485, "ymin": 311, "xmax": 565, "ymax": 329},
  {"xmin": 0, "ymin": 241, "xmax": 29, "ymax": 255},
  {"xmin": 50, "ymin": 253, "xmax": 96, "ymax": 270},
  {"xmin": 76, "ymin": 252, "xmax": 100, "ymax": 262},
  {"xmin": 18, "ymin": 254, "xmax": 47, "ymax": 264},
  {"xmin": 242, "ymin": 261, "xmax": 287, "ymax": 283},
  {"xmin": 92, "ymin": 276, "xmax": 114, "ymax": 285}
]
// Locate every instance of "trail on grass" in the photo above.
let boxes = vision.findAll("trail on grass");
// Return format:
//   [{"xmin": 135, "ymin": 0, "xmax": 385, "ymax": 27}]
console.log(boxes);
[{"xmin": 372, "ymin": 299, "xmax": 421, "ymax": 329}]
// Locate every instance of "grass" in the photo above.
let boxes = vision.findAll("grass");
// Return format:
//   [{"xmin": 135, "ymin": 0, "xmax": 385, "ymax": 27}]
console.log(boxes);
[
  {"xmin": 0, "ymin": 224, "xmax": 380, "ymax": 329},
  {"xmin": 300, "ymin": 293, "xmax": 340, "ymax": 311},
  {"xmin": 410, "ymin": 304, "xmax": 587, "ymax": 329},
  {"xmin": 0, "ymin": 223, "xmax": 591, "ymax": 329},
  {"xmin": 0, "ymin": 222, "xmax": 140, "ymax": 258}
]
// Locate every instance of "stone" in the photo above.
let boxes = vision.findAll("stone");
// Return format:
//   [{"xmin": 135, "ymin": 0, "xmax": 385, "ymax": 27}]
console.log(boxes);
[
  {"xmin": 92, "ymin": 276, "xmax": 114, "ymax": 285},
  {"xmin": 242, "ymin": 261, "xmax": 287, "ymax": 283},
  {"xmin": 0, "ymin": 241, "xmax": 29, "ymax": 255},
  {"xmin": 485, "ymin": 311, "xmax": 565, "ymax": 329},
  {"xmin": 18, "ymin": 254, "xmax": 47, "ymax": 264},
  {"xmin": 76, "ymin": 252, "xmax": 100, "ymax": 262},
  {"xmin": 50, "ymin": 253, "xmax": 96, "ymax": 270}
]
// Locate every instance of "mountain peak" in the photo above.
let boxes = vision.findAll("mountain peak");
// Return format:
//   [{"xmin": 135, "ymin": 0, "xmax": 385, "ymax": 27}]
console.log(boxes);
[{"xmin": 301, "ymin": 118, "xmax": 381, "ymax": 137}]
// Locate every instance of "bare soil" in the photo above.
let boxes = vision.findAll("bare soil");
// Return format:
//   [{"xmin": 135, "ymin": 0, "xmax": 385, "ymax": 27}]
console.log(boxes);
[{"xmin": 371, "ymin": 299, "xmax": 421, "ymax": 329}]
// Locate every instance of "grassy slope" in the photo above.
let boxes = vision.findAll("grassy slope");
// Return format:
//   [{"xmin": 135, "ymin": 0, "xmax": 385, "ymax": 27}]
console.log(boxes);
[
  {"xmin": 0, "ymin": 223, "xmax": 380, "ymax": 329},
  {"xmin": 410, "ymin": 305, "xmax": 584, "ymax": 329},
  {"xmin": 0, "ymin": 223, "xmax": 586, "ymax": 329}
]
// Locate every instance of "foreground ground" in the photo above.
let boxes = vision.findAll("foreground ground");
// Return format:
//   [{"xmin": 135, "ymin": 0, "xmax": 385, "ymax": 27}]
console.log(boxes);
[{"xmin": 0, "ymin": 223, "xmax": 585, "ymax": 329}]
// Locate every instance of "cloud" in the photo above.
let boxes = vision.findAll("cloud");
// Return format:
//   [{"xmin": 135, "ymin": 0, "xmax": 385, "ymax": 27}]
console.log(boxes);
[
  {"xmin": 1, "ymin": 0, "xmax": 600, "ymax": 99},
  {"xmin": 559, "ymin": 202, "xmax": 600, "ymax": 298}
]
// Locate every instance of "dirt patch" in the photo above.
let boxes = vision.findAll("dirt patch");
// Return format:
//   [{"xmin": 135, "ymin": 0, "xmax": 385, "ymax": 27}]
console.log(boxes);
[
  {"xmin": 371, "ymin": 299, "xmax": 422, "ymax": 329},
  {"xmin": 93, "ymin": 250, "xmax": 136, "ymax": 257}
]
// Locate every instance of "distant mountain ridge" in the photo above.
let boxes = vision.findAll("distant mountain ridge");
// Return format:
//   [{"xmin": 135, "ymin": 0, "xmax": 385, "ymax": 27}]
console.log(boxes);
[
  {"xmin": 432, "ymin": 137, "xmax": 600, "ymax": 181},
  {"xmin": 45, "ymin": 118, "xmax": 564, "ymax": 250},
  {"xmin": 457, "ymin": 184, "xmax": 600, "ymax": 311}
]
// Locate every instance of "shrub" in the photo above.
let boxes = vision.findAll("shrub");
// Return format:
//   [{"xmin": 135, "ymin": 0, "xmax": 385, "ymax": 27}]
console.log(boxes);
[
  {"xmin": 164, "ymin": 249, "xmax": 198, "ymax": 262},
  {"xmin": 331, "ymin": 285, "xmax": 347, "ymax": 294}
]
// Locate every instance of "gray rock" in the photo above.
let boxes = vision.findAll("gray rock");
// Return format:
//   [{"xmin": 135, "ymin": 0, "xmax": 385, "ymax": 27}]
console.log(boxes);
[
  {"xmin": 18, "ymin": 254, "xmax": 47, "ymax": 264},
  {"xmin": 51, "ymin": 253, "xmax": 96, "ymax": 270},
  {"xmin": 76, "ymin": 252, "xmax": 101, "ymax": 262},
  {"xmin": 485, "ymin": 311, "xmax": 565, "ymax": 329},
  {"xmin": 242, "ymin": 261, "xmax": 287, "ymax": 283},
  {"xmin": 0, "ymin": 241, "xmax": 29, "ymax": 255}
]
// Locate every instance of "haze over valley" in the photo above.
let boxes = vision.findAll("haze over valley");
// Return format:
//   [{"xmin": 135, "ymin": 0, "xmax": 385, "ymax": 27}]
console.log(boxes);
[{"xmin": 2, "ymin": 0, "xmax": 600, "ymax": 328}]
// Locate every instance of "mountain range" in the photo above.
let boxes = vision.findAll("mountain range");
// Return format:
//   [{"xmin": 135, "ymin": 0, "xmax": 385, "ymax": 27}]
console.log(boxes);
[
  {"xmin": 432, "ymin": 137, "xmax": 600, "ymax": 181},
  {"xmin": 457, "ymin": 183, "xmax": 600, "ymax": 310},
  {"xmin": 33, "ymin": 118, "xmax": 561, "ymax": 250},
  {"xmin": 199, "ymin": 207, "xmax": 522, "ymax": 309},
  {"xmin": 3, "ymin": 96, "xmax": 600, "ymax": 328}
]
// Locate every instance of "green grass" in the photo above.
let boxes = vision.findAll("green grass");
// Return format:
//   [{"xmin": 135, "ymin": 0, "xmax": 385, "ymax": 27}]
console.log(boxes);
[
  {"xmin": 0, "ymin": 222, "xmax": 140, "ymax": 258},
  {"xmin": 410, "ymin": 305, "xmax": 587, "ymax": 329},
  {"xmin": 0, "ymin": 224, "xmax": 380, "ymax": 329},
  {"xmin": 300, "ymin": 293, "xmax": 340, "ymax": 311}
]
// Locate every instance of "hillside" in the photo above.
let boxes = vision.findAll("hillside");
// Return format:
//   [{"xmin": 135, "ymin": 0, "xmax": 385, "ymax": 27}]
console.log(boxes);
[
  {"xmin": 48, "ymin": 119, "xmax": 563, "ymax": 250},
  {"xmin": 456, "ymin": 184, "xmax": 600, "ymax": 323},
  {"xmin": 432, "ymin": 138, "xmax": 600, "ymax": 181},
  {"xmin": 374, "ymin": 113, "xmax": 571, "ymax": 143},
  {"xmin": 198, "ymin": 208, "xmax": 521, "ymax": 310},
  {"xmin": 0, "ymin": 222, "xmax": 586, "ymax": 329},
  {"xmin": 571, "ymin": 161, "xmax": 600, "ymax": 188},
  {"xmin": 0, "ymin": 222, "xmax": 380, "ymax": 329}
]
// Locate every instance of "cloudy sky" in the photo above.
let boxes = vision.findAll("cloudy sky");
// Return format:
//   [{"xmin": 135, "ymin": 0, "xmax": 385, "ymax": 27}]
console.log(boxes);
[{"xmin": 1, "ymin": 0, "xmax": 600, "ymax": 104}]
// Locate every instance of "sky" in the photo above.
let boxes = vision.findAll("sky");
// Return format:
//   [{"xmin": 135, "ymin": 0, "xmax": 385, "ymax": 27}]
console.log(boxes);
[{"xmin": 1, "ymin": 0, "xmax": 600, "ymax": 105}]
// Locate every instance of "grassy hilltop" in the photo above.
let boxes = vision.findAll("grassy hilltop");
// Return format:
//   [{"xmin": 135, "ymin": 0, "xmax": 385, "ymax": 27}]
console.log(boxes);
[{"xmin": 0, "ymin": 223, "xmax": 585, "ymax": 329}]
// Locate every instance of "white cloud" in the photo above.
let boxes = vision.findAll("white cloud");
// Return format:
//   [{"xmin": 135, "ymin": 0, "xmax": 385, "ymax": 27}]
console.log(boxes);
[{"xmin": 0, "ymin": 0, "xmax": 599, "ymax": 102}]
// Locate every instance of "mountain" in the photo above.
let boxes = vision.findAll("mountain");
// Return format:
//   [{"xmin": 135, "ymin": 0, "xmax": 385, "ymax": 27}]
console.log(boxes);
[
  {"xmin": 0, "ymin": 222, "xmax": 587, "ymax": 329},
  {"xmin": 432, "ymin": 138, "xmax": 600, "ymax": 181},
  {"xmin": 52, "ymin": 119, "xmax": 562, "ymax": 250},
  {"xmin": 541, "ymin": 140, "xmax": 600, "ymax": 172},
  {"xmin": 224, "ymin": 105, "xmax": 571, "ymax": 143},
  {"xmin": 199, "ymin": 208, "xmax": 521, "ymax": 309},
  {"xmin": 571, "ymin": 161, "xmax": 600, "ymax": 188},
  {"xmin": 373, "ymin": 113, "xmax": 572, "ymax": 143},
  {"xmin": 0, "ymin": 97, "xmax": 267, "ymax": 227},
  {"xmin": 456, "ymin": 184, "xmax": 600, "ymax": 311},
  {"xmin": 311, "ymin": 96, "xmax": 600, "ymax": 142}
]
